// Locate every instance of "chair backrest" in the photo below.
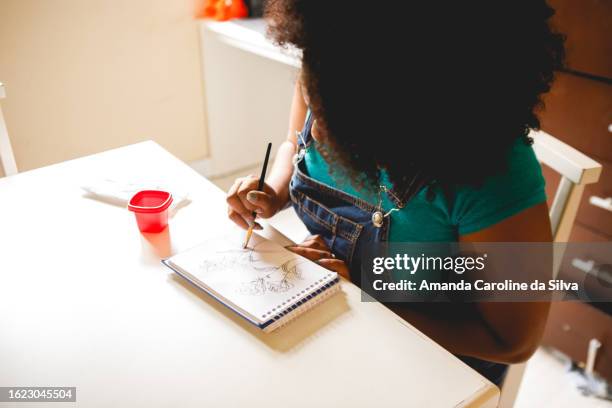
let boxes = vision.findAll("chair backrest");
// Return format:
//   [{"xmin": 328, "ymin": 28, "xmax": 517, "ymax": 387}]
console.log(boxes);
[
  {"xmin": 532, "ymin": 130, "xmax": 602, "ymax": 242},
  {"xmin": 0, "ymin": 82, "xmax": 18, "ymax": 177},
  {"xmin": 498, "ymin": 130, "xmax": 602, "ymax": 408}
]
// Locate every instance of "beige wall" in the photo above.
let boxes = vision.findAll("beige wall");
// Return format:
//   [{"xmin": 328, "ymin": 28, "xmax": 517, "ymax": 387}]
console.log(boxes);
[{"xmin": 0, "ymin": 0, "xmax": 208, "ymax": 172}]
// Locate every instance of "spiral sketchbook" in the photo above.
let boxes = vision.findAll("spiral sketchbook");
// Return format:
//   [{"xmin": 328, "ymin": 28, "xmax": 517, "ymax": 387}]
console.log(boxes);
[{"xmin": 162, "ymin": 232, "xmax": 340, "ymax": 332}]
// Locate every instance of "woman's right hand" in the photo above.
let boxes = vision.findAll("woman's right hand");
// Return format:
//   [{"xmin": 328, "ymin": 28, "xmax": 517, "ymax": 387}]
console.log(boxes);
[{"xmin": 226, "ymin": 175, "xmax": 284, "ymax": 230}]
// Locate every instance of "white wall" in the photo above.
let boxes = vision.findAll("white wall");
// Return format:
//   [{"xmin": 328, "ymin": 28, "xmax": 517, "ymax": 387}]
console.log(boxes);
[{"xmin": 0, "ymin": 0, "xmax": 208, "ymax": 172}]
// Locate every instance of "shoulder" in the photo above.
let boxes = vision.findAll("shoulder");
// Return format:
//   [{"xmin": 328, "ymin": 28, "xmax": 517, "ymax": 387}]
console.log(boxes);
[{"xmin": 450, "ymin": 138, "xmax": 547, "ymax": 235}]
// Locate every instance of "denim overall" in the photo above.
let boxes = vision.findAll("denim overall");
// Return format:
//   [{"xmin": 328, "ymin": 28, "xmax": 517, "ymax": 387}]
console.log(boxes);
[
  {"xmin": 289, "ymin": 111, "xmax": 402, "ymax": 286},
  {"xmin": 288, "ymin": 111, "xmax": 508, "ymax": 386}
]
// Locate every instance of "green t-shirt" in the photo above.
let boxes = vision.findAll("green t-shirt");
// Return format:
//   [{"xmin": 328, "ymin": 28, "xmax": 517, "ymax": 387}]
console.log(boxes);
[{"xmin": 303, "ymin": 138, "xmax": 547, "ymax": 241}]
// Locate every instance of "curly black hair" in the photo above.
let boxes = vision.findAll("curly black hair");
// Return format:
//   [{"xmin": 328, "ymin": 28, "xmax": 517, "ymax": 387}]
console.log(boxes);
[{"xmin": 266, "ymin": 1, "xmax": 565, "ymax": 192}]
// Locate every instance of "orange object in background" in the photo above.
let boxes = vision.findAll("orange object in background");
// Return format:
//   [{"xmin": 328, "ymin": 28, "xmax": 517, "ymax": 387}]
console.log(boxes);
[
  {"xmin": 201, "ymin": 0, "xmax": 217, "ymax": 18},
  {"xmin": 199, "ymin": 0, "xmax": 248, "ymax": 21}
]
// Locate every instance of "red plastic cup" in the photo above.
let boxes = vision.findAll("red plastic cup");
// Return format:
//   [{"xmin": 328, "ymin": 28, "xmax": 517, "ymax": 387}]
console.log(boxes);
[{"xmin": 128, "ymin": 190, "xmax": 173, "ymax": 233}]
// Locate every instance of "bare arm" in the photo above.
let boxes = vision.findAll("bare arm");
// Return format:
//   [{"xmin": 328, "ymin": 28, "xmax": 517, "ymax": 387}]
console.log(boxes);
[
  {"xmin": 387, "ymin": 202, "xmax": 552, "ymax": 364},
  {"xmin": 267, "ymin": 81, "xmax": 308, "ymax": 205}
]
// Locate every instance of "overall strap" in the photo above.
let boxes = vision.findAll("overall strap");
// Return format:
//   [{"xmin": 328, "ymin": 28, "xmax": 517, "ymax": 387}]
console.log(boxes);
[
  {"xmin": 297, "ymin": 109, "xmax": 315, "ymax": 149},
  {"xmin": 386, "ymin": 171, "xmax": 433, "ymax": 208}
]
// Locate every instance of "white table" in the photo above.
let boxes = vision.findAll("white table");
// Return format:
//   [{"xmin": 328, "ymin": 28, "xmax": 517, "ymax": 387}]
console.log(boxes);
[{"xmin": 0, "ymin": 142, "xmax": 499, "ymax": 407}]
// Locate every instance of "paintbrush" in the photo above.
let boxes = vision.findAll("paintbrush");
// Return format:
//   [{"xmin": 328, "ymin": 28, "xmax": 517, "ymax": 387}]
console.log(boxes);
[{"xmin": 243, "ymin": 142, "xmax": 272, "ymax": 248}]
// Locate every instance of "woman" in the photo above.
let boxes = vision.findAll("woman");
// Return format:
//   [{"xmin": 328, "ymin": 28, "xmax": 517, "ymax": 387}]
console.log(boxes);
[{"xmin": 227, "ymin": 1, "xmax": 564, "ymax": 385}]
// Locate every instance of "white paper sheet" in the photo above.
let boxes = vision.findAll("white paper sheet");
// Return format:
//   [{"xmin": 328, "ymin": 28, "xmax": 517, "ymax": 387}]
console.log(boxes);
[{"xmin": 167, "ymin": 230, "xmax": 337, "ymax": 323}]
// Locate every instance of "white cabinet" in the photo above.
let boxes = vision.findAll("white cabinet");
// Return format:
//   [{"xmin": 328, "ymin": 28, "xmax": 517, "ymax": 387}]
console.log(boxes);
[{"xmin": 199, "ymin": 19, "xmax": 300, "ymax": 176}]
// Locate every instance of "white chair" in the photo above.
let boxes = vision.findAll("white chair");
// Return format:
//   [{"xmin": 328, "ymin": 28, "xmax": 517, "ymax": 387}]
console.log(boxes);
[
  {"xmin": 498, "ymin": 130, "xmax": 602, "ymax": 407},
  {"xmin": 0, "ymin": 82, "xmax": 18, "ymax": 177}
]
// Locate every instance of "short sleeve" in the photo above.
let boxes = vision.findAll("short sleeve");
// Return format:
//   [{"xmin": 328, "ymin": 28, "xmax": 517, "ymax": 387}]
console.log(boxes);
[{"xmin": 451, "ymin": 139, "xmax": 547, "ymax": 236}]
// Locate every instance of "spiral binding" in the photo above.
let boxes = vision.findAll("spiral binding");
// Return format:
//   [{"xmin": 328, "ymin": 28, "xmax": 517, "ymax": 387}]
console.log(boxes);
[{"xmin": 263, "ymin": 279, "xmax": 341, "ymax": 333}]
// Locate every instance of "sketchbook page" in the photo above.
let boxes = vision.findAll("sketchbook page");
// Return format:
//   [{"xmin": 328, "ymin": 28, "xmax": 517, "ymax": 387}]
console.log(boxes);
[{"xmin": 168, "ymin": 230, "xmax": 337, "ymax": 324}]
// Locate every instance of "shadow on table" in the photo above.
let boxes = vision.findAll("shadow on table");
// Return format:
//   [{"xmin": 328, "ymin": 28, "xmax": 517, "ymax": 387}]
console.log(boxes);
[
  {"xmin": 140, "ymin": 227, "xmax": 174, "ymax": 260},
  {"xmin": 168, "ymin": 273, "xmax": 350, "ymax": 352}
]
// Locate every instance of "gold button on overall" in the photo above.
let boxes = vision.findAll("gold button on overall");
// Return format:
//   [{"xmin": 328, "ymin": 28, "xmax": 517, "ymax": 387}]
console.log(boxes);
[{"xmin": 372, "ymin": 211, "xmax": 384, "ymax": 228}]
